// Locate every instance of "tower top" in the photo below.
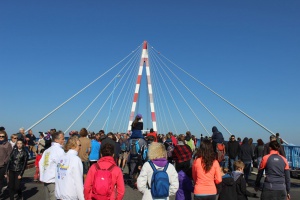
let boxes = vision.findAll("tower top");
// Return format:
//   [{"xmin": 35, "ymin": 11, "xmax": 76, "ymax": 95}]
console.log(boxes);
[{"xmin": 143, "ymin": 41, "xmax": 148, "ymax": 50}]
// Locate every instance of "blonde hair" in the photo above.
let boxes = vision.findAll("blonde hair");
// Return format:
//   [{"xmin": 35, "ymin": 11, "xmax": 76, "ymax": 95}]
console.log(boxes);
[
  {"xmin": 148, "ymin": 142, "xmax": 167, "ymax": 160},
  {"xmin": 64, "ymin": 136, "xmax": 79, "ymax": 152},
  {"xmin": 234, "ymin": 160, "xmax": 245, "ymax": 170}
]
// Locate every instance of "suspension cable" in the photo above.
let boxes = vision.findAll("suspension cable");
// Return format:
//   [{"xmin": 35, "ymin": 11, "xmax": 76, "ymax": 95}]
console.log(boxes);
[
  {"xmin": 110, "ymin": 50, "xmax": 141, "ymax": 132},
  {"xmin": 150, "ymin": 46, "xmax": 288, "ymax": 144},
  {"xmin": 25, "ymin": 44, "xmax": 141, "ymax": 133},
  {"xmin": 65, "ymin": 46, "xmax": 141, "ymax": 133},
  {"xmin": 150, "ymin": 49, "xmax": 177, "ymax": 133},
  {"xmin": 89, "ymin": 48, "xmax": 141, "ymax": 130},
  {"xmin": 151, "ymin": 50, "xmax": 210, "ymax": 136}
]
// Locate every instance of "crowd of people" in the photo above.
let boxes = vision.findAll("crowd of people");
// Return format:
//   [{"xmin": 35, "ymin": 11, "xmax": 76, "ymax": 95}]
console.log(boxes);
[{"xmin": 0, "ymin": 117, "xmax": 291, "ymax": 200}]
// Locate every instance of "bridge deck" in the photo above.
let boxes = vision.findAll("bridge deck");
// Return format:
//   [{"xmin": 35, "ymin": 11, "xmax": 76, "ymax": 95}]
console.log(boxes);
[{"xmin": 1, "ymin": 167, "xmax": 299, "ymax": 200}]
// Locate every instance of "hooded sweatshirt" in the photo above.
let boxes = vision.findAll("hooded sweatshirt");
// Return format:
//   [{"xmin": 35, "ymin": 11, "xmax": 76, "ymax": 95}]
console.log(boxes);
[
  {"xmin": 84, "ymin": 156, "xmax": 125, "ymax": 200},
  {"xmin": 231, "ymin": 171, "xmax": 256, "ymax": 200},
  {"xmin": 211, "ymin": 126, "xmax": 224, "ymax": 144},
  {"xmin": 55, "ymin": 149, "xmax": 84, "ymax": 200},
  {"xmin": 217, "ymin": 173, "xmax": 237, "ymax": 200},
  {"xmin": 239, "ymin": 138, "xmax": 253, "ymax": 163}
]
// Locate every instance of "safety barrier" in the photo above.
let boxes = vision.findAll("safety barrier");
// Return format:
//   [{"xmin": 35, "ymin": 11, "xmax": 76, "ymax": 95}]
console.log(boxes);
[{"xmin": 283, "ymin": 145, "xmax": 300, "ymax": 169}]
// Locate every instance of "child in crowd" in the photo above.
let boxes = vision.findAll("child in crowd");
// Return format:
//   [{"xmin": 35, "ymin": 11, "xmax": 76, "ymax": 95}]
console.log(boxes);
[
  {"xmin": 231, "ymin": 160, "xmax": 258, "ymax": 200},
  {"xmin": 217, "ymin": 167, "xmax": 236, "ymax": 200},
  {"xmin": 176, "ymin": 166, "xmax": 194, "ymax": 200},
  {"xmin": 34, "ymin": 149, "xmax": 44, "ymax": 182}
]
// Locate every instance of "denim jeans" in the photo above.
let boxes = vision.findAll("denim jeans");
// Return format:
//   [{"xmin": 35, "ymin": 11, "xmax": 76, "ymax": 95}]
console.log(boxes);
[
  {"xmin": 243, "ymin": 161, "xmax": 251, "ymax": 183},
  {"xmin": 230, "ymin": 156, "xmax": 238, "ymax": 171}
]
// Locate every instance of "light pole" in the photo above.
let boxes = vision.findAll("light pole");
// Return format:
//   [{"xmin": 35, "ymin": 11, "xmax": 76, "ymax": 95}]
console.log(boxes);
[{"xmin": 106, "ymin": 74, "xmax": 120, "ymax": 133}]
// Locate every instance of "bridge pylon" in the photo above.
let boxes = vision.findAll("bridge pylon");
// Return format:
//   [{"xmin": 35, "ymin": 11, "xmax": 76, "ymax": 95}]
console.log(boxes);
[{"xmin": 127, "ymin": 41, "xmax": 157, "ymax": 132}]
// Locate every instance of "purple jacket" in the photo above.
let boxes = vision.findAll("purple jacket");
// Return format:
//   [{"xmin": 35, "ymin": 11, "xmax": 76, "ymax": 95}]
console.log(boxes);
[{"xmin": 176, "ymin": 170, "xmax": 194, "ymax": 200}]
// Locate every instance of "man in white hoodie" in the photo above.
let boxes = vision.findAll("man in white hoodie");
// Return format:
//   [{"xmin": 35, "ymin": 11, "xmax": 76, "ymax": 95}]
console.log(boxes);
[
  {"xmin": 55, "ymin": 136, "xmax": 84, "ymax": 200},
  {"xmin": 39, "ymin": 131, "xmax": 65, "ymax": 200}
]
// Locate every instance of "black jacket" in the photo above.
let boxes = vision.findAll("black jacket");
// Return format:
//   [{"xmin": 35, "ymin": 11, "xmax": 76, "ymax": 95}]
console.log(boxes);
[
  {"xmin": 232, "ymin": 171, "xmax": 257, "ymax": 200},
  {"xmin": 239, "ymin": 138, "xmax": 254, "ymax": 163},
  {"xmin": 227, "ymin": 140, "xmax": 240, "ymax": 159},
  {"xmin": 217, "ymin": 173, "xmax": 237, "ymax": 200},
  {"xmin": 6, "ymin": 147, "xmax": 28, "ymax": 176}
]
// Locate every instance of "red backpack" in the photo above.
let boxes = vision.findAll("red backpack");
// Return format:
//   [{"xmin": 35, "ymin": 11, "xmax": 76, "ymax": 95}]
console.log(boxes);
[
  {"xmin": 92, "ymin": 163, "xmax": 115, "ymax": 199},
  {"xmin": 216, "ymin": 143, "xmax": 225, "ymax": 162}
]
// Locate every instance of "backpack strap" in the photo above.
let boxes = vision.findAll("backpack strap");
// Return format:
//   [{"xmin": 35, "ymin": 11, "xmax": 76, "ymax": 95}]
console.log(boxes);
[
  {"xmin": 107, "ymin": 164, "xmax": 115, "ymax": 171},
  {"xmin": 95, "ymin": 163, "xmax": 101, "ymax": 170},
  {"xmin": 163, "ymin": 163, "xmax": 169, "ymax": 172},
  {"xmin": 148, "ymin": 160, "xmax": 157, "ymax": 172},
  {"xmin": 95, "ymin": 163, "xmax": 115, "ymax": 171}
]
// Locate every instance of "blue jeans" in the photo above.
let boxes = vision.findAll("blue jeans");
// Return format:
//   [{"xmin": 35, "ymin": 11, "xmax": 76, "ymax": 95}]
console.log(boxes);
[
  {"xmin": 220, "ymin": 155, "xmax": 229, "ymax": 168},
  {"xmin": 230, "ymin": 156, "xmax": 238, "ymax": 171},
  {"xmin": 257, "ymin": 157, "xmax": 262, "ymax": 169},
  {"xmin": 243, "ymin": 161, "xmax": 251, "ymax": 183}
]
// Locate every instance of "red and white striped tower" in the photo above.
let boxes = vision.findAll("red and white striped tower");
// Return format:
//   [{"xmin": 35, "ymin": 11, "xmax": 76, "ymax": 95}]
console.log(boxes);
[{"xmin": 128, "ymin": 41, "xmax": 157, "ymax": 132}]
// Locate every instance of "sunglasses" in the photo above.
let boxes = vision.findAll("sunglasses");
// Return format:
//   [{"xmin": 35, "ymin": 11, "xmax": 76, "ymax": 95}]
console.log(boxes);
[
  {"xmin": 0, "ymin": 136, "xmax": 5, "ymax": 138},
  {"xmin": 12, "ymin": 137, "xmax": 17, "ymax": 139}
]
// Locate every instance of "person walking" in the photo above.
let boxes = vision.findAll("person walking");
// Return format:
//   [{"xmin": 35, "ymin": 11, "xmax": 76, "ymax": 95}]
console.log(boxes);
[
  {"xmin": 84, "ymin": 143, "xmax": 125, "ymax": 200},
  {"xmin": 255, "ymin": 141, "xmax": 291, "ymax": 200},
  {"xmin": 227, "ymin": 135, "xmax": 240, "ymax": 172},
  {"xmin": 211, "ymin": 126, "xmax": 224, "ymax": 153},
  {"xmin": 172, "ymin": 134, "xmax": 193, "ymax": 172},
  {"xmin": 137, "ymin": 142, "xmax": 179, "ymax": 200},
  {"xmin": 78, "ymin": 128, "xmax": 91, "ymax": 182},
  {"xmin": 55, "ymin": 136, "xmax": 84, "ymax": 200},
  {"xmin": 26, "ymin": 129, "xmax": 37, "ymax": 159},
  {"xmin": 254, "ymin": 139, "xmax": 264, "ymax": 171},
  {"xmin": 0, "ymin": 130, "xmax": 12, "ymax": 195},
  {"xmin": 192, "ymin": 139, "xmax": 222, "ymax": 200},
  {"xmin": 5, "ymin": 140, "xmax": 28, "ymax": 200},
  {"xmin": 39, "ymin": 131, "xmax": 65, "ymax": 200},
  {"xmin": 89, "ymin": 133, "xmax": 100, "ymax": 166},
  {"xmin": 239, "ymin": 137, "xmax": 253, "ymax": 184}
]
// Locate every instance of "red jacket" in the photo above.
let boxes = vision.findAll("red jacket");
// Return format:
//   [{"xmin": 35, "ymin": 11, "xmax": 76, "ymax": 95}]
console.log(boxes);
[{"xmin": 84, "ymin": 156, "xmax": 125, "ymax": 200}]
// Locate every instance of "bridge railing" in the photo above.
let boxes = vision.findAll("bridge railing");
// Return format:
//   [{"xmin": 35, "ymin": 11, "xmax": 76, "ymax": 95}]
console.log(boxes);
[{"xmin": 283, "ymin": 145, "xmax": 300, "ymax": 170}]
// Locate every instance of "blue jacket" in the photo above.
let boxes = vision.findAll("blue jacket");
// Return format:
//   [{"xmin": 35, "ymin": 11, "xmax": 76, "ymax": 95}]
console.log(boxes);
[{"xmin": 89, "ymin": 139, "xmax": 100, "ymax": 161}]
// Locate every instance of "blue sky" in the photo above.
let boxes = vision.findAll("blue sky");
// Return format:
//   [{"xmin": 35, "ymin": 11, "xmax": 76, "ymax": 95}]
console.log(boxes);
[{"xmin": 1, "ymin": 1, "xmax": 299, "ymax": 144}]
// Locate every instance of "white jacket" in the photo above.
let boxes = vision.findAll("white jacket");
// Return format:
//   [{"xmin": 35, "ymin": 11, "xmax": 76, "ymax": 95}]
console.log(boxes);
[
  {"xmin": 137, "ymin": 161, "xmax": 179, "ymax": 200},
  {"xmin": 39, "ymin": 142, "xmax": 64, "ymax": 183},
  {"xmin": 55, "ymin": 149, "xmax": 84, "ymax": 200}
]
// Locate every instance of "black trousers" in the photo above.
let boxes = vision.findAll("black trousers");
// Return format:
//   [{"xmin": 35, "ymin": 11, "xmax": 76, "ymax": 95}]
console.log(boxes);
[
  {"xmin": 0, "ymin": 165, "xmax": 7, "ymax": 192},
  {"xmin": 261, "ymin": 188, "xmax": 287, "ymax": 200},
  {"xmin": 8, "ymin": 170, "xmax": 22, "ymax": 200},
  {"xmin": 194, "ymin": 195, "xmax": 217, "ymax": 200}
]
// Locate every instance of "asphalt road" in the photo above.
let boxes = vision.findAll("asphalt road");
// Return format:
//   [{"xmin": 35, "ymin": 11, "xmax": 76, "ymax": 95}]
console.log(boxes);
[{"xmin": 1, "ymin": 167, "xmax": 299, "ymax": 200}]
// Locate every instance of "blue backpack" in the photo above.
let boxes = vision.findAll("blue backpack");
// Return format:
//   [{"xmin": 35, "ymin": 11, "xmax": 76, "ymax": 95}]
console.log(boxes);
[
  {"xmin": 130, "ymin": 139, "xmax": 140, "ymax": 158},
  {"xmin": 148, "ymin": 161, "xmax": 170, "ymax": 198},
  {"xmin": 120, "ymin": 141, "xmax": 126, "ymax": 152}
]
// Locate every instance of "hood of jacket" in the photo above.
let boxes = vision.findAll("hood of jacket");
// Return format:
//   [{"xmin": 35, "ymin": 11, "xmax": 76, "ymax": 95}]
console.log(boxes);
[
  {"xmin": 212, "ymin": 126, "xmax": 219, "ymax": 133},
  {"xmin": 98, "ymin": 156, "xmax": 116, "ymax": 168},
  {"xmin": 185, "ymin": 135, "xmax": 191, "ymax": 141},
  {"xmin": 231, "ymin": 171, "xmax": 243, "ymax": 181},
  {"xmin": 222, "ymin": 174, "xmax": 234, "ymax": 186},
  {"xmin": 242, "ymin": 137, "xmax": 249, "ymax": 144},
  {"xmin": 178, "ymin": 170, "xmax": 187, "ymax": 182}
]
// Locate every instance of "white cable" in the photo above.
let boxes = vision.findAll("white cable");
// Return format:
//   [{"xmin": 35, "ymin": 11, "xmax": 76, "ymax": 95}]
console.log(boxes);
[
  {"xmin": 111, "ymin": 50, "xmax": 141, "ymax": 132},
  {"xmin": 25, "ymin": 44, "xmax": 141, "ymax": 133},
  {"xmin": 88, "ymin": 48, "xmax": 141, "ymax": 130},
  {"xmin": 150, "ymin": 46, "xmax": 288, "ymax": 144},
  {"xmin": 150, "ymin": 49, "xmax": 176, "ymax": 133},
  {"xmin": 65, "ymin": 46, "xmax": 141, "ymax": 133},
  {"xmin": 151, "ymin": 50, "xmax": 210, "ymax": 136}
]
